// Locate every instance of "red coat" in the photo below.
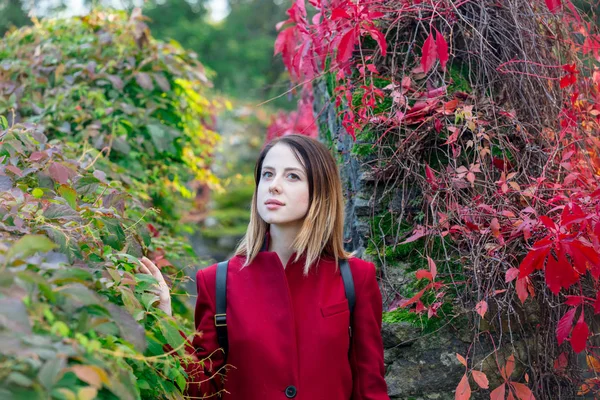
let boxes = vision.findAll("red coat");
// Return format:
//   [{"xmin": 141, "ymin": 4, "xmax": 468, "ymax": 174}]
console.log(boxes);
[{"xmin": 184, "ymin": 249, "xmax": 389, "ymax": 400}]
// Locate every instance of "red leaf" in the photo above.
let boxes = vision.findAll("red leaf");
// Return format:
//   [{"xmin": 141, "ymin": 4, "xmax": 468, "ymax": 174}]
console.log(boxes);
[
  {"xmin": 475, "ymin": 300, "xmax": 488, "ymax": 318},
  {"xmin": 435, "ymin": 31, "xmax": 449, "ymax": 70},
  {"xmin": 490, "ymin": 218, "xmax": 503, "ymax": 242},
  {"xmin": 511, "ymin": 382, "xmax": 535, "ymax": 400},
  {"xmin": 421, "ymin": 33, "xmax": 437, "ymax": 73},
  {"xmin": 490, "ymin": 384, "xmax": 506, "ymax": 400},
  {"xmin": 455, "ymin": 373, "xmax": 471, "ymax": 400},
  {"xmin": 336, "ymin": 28, "xmax": 358, "ymax": 66},
  {"xmin": 425, "ymin": 164, "xmax": 438, "ymax": 190},
  {"xmin": 29, "ymin": 151, "xmax": 47, "ymax": 161},
  {"xmin": 565, "ymin": 296, "xmax": 583, "ymax": 306},
  {"xmin": 401, "ymin": 225, "xmax": 427, "ymax": 244},
  {"xmin": 330, "ymin": 7, "xmax": 351, "ymax": 19},
  {"xmin": 554, "ymin": 351, "xmax": 568, "ymax": 371},
  {"xmin": 415, "ymin": 300, "xmax": 426, "ymax": 313},
  {"xmin": 506, "ymin": 267, "xmax": 519, "ymax": 283},
  {"xmin": 503, "ymin": 354, "xmax": 515, "ymax": 380},
  {"xmin": 472, "ymin": 370, "xmax": 489, "ymax": 389},
  {"xmin": 398, "ymin": 285, "xmax": 429, "ymax": 308},
  {"xmin": 570, "ymin": 312, "xmax": 589, "ymax": 353},
  {"xmin": 567, "ymin": 240, "xmax": 600, "ymax": 277},
  {"xmin": 545, "ymin": 250, "xmax": 578, "ymax": 295},
  {"xmin": 456, "ymin": 353, "xmax": 467, "ymax": 367},
  {"xmin": 416, "ymin": 269, "xmax": 433, "ymax": 281},
  {"xmin": 368, "ymin": 27, "xmax": 387, "ymax": 57},
  {"xmin": 556, "ymin": 307, "xmax": 576, "ymax": 345},
  {"xmin": 48, "ymin": 162, "xmax": 73, "ymax": 185},
  {"xmin": 427, "ymin": 256, "xmax": 437, "ymax": 280},
  {"xmin": 545, "ymin": 0, "xmax": 562, "ymax": 13},
  {"xmin": 516, "ymin": 278, "xmax": 529, "ymax": 304},
  {"xmin": 518, "ymin": 246, "xmax": 549, "ymax": 279}
]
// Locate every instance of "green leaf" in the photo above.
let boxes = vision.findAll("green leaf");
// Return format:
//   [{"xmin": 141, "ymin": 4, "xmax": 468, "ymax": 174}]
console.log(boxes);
[
  {"xmin": 32, "ymin": 188, "xmax": 44, "ymax": 198},
  {"xmin": 6, "ymin": 234, "xmax": 57, "ymax": 262},
  {"xmin": 0, "ymin": 298, "xmax": 32, "ymax": 334},
  {"xmin": 99, "ymin": 217, "xmax": 126, "ymax": 250},
  {"xmin": 73, "ymin": 176, "xmax": 100, "ymax": 197},
  {"xmin": 57, "ymin": 185, "xmax": 77, "ymax": 209},
  {"xmin": 106, "ymin": 303, "xmax": 147, "ymax": 352},
  {"xmin": 147, "ymin": 123, "xmax": 180, "ymax": 154},
  {"xmin": 56, "ymin": 284, "xmax": 101, "ymax": 308},
  {"xmin": 141, "ymin": 293, "xmax": 159, "ymax": 310},
  {"xmin": 159, "ymin": 319, "xmax": 184, "ymax": 355},
  {"xmin": 7, "ymin": 372, "xmax": 33, "ymax": 387},
  {"xmin": 43, "ymin": 204, "xmax": 80, "ymax": 221},
  {"xmin": 37, "ymin": 356, "xmax": 67, "ymax": 390}
]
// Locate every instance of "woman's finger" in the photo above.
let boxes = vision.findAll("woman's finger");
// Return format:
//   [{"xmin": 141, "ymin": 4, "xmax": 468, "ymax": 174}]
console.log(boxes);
[
  {"xmin": 137, "ymin": 262, "xmax": 152, "ymax": 276},
  {"xmin": 140, "ymin": 257, "xmax": 167, "ymax": 285}
]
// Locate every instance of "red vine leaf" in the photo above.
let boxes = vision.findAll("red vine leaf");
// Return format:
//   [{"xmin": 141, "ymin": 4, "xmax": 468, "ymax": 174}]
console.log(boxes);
[
  {"xmin": 456, "ymin": 353, "xmax": 467, "ymax": 367},
  {"xmin": 472, "ymin": 370, "xmax": 489, "ymax": 389},
  {"xmin": 455, "ymin": 373, "xmax": 471, "ymax": 400},
  {"xmin": 435, "ymin": 31, "xmax": 449, "ymax": 70},
  {"xmin": 416, "ymin": 269, "xmax": 433, "ymax": 281},
  {"xmin": 367, "ymin": 27, "xmax": 387, "ymax": 57},
  {"xmin": 502, "ymin": 354, "xmax": 515, "ymax": 380},
  {"xmin": 336, "ymin": 28, "xmax": 358, "ymax": 66},
  {"xmin": 516, "ymin": 278, "xmax": 529, "ymax": 304},
  {"xmin": 475, "ymin": 300, "xmax": 488, "ymax": 318},
  {"xmin": 545, "ymin": 249, "xmax": 578, "ymax": 295},
  {"xmin": 427, "ymin": 256, "xmax": 437, "ymax": 280},
  {"xmin": 491, "ymin": 384, "xmax": 506, "ymax": 400},
  {"xmin": 545, "ymin": 0, "xmax": 562, "ymax": 13},
  {"xmin": 556, "ymin": 307, "xmax": 577, "ymax": 345},
  {"xmin": 421, "ymin": 33, "xmax": 437, "ymax": 73},
  {"xmin": 510, "ymin": 382, "xmax": 535, "ymax": 400},
  {"xmin": 505, "ymin": 267, "xmax": 519, "ymax": 283},
  {"xmin": 570, "ymin": 312, "xmax": 589, "ymax": 353}
]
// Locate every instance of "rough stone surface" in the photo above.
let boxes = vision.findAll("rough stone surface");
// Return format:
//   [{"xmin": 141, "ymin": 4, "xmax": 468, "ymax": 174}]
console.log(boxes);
[{"xmin": 314, "ymin": 81, "xmax": 473, "ymax": 399}]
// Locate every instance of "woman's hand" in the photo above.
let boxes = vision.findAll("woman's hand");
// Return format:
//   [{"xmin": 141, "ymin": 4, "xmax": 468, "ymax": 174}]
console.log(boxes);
[{"xmin": 137, "ymin": 256, "xmax": 172, "ymax": 316}]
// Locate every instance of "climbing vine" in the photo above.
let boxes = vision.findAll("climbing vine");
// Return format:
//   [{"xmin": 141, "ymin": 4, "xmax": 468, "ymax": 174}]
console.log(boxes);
[{"xmin": 276, "ymin": 0, "xmax": 600, "ymax": 397}]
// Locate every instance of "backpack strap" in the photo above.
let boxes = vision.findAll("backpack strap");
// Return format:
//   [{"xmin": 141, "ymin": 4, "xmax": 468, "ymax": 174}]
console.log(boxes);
[
  {"xmin": 215, "ymin": 260, "xmax": 229, "ymax": 363},
  {"xmin": 339, "ymin": 259, "xmax": 355, "ymax": 338},
  {"xmin": 214, "ymin": 258, "xmax": 355, "ymax": 361}
]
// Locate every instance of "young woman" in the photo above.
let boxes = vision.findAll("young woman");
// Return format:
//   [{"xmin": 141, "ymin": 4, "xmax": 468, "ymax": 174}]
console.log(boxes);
[{"xmin": 138, "ymin": 134, "xmax": 389, "ymax": 399}]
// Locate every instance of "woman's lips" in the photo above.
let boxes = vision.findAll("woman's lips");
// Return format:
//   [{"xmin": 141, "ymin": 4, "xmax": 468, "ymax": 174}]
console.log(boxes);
[{"xmin": 266, "ymin": 203, "xmax": 283, "ymax": 210}]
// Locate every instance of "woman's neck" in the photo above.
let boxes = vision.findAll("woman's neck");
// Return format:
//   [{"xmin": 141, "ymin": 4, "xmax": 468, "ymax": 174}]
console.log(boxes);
[{"xmin": 268, "ymin": 224, "xmax": 301, "ymax": 268}]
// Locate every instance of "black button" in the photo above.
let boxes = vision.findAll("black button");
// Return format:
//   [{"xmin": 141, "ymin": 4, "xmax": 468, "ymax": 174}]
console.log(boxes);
[{"xmin": 285, "ymin": 385, "xmax": 297, "ymax": 398}]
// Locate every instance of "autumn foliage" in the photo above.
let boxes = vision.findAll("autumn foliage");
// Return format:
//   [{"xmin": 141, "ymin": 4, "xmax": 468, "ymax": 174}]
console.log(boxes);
[{"xmin": 275, "ymin": 0, "xmax": 600, "ymax": 398}]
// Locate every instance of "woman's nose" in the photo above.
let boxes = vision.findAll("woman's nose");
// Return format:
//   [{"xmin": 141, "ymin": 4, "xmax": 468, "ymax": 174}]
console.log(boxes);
[{"xmin": 269, "ymin": 176, "xmax": 282, "ymax": 194}]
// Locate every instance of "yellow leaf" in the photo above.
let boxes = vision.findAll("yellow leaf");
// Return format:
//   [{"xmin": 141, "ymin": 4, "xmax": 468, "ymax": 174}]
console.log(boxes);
[{"xmin": 77, "ymin": 387, "xmax": 98, "ymax": 400}]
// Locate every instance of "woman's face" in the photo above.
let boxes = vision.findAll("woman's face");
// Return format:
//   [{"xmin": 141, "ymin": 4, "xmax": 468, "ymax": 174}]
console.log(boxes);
[{"xmin": 257, "ymin": 143, "xmax": 310, "ymax": 226}]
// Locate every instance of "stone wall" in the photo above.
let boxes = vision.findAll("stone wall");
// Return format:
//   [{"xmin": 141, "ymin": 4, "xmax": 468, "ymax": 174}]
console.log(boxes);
[{"xmin": 313, "ymin": 81, "xmax": 473, "ymax": 399}]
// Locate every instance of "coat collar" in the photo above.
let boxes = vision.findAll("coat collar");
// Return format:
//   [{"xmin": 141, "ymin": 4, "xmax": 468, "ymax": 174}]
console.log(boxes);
[{"xmin": 259, "ymin": 230, "xmax": 307, "ymax": 268}]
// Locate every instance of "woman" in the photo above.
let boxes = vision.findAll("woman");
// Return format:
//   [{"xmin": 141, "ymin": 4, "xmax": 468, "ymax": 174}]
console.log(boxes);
[{"xmin": 138, "ymin": 134, "xmax": 389, "ymax": 399}]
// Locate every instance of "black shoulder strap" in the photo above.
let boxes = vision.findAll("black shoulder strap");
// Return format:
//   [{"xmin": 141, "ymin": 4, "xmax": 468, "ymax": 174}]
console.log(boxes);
[
  {"xmin": 214, "ymin": 258, "xmax": 355, "ymax": 360},
  {"xmin": 215, "ymin": 260, "xmax": 228, "ymax": 363},
  {"xmin": 339, "ymin": 259, "xmax": 355, "ymax": 315}
]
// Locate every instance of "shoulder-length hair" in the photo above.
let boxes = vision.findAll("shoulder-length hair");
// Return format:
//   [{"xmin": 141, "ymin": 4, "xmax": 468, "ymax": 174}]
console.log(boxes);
[{"xmin": 234, "ymin": 134, "xmax": 354, "ymax": 275}]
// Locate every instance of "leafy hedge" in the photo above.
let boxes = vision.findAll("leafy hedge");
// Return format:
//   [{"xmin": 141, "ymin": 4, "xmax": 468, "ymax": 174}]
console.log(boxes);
[
  {"xmin": 0, "ymin": 9, "xmax": 219, "ymax": 400},
  {"xmin": 0, "ymin": 8, "xmax": 221, "ymax": 224}
]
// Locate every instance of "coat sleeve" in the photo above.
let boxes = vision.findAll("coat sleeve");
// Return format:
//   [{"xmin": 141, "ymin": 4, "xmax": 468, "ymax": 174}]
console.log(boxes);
[
  {"xmin": 350, "ymin": 262, "xmax": 389, "ymax": 400},
  {"xmin": 182, "ymin": 267, "xmax": 226, "ymax": 398}
]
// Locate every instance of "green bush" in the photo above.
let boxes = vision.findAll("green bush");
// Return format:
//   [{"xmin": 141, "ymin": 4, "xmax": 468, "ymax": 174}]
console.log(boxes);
[
  {"xmin": 0, "ymin": 8, "xmax": 221, "ymax": 224},
  {"xmin": 0, "ymin": 9, "xmax": 220, "ymax": 399}
]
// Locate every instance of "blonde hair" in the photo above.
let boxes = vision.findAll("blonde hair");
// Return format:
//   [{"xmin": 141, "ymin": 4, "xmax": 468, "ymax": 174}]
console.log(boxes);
[{"xmin": 234, "ymin": 134, "xmax": 354, "ymax": 275}]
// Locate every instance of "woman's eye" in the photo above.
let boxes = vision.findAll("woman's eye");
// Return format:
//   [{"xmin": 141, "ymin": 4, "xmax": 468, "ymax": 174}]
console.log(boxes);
[
  {"xmin": 288, "ymin": 173, "xmax": 300, "ymax": 180},
  {"xmin": 262, "ymin": 171, "xmax": 272, "ymax": 178}
]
